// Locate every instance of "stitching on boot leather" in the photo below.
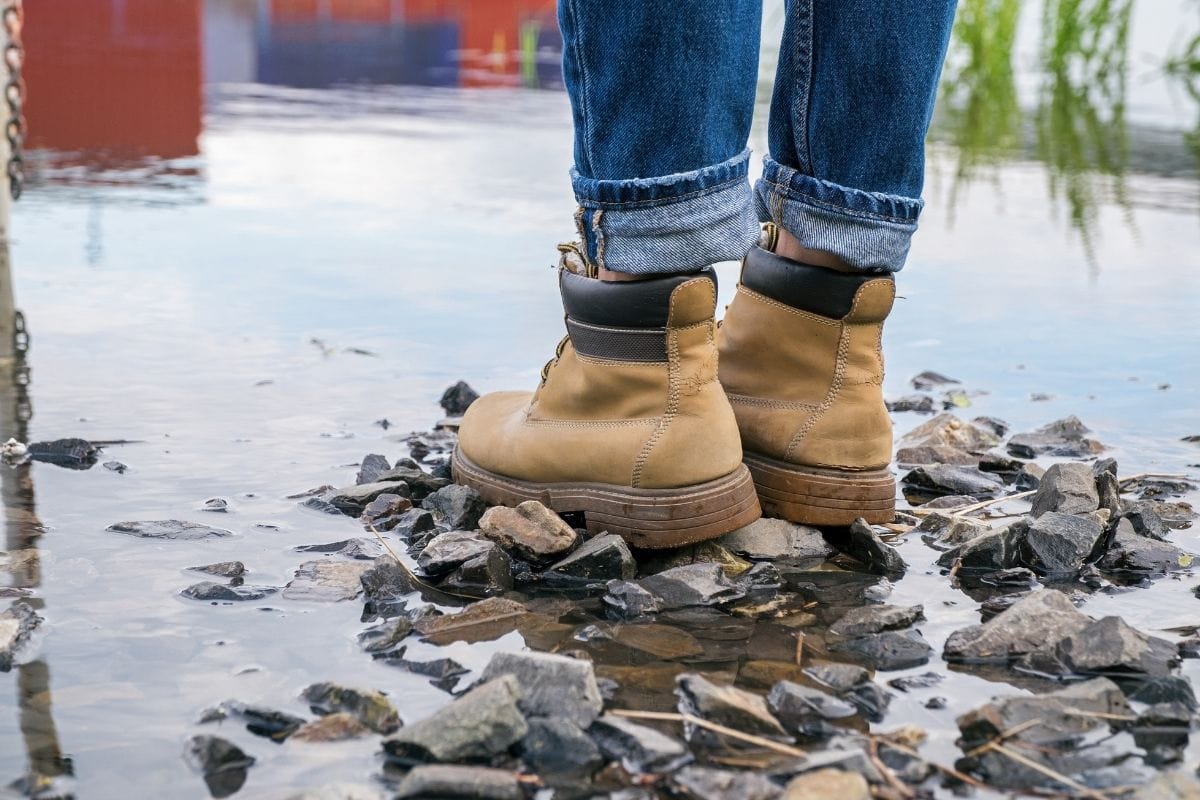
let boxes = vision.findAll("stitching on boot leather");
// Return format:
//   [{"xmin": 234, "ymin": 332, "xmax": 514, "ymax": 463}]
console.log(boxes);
[
  {"xmin": 741, "ymin": 287, "xmax": 841, "ymax": 327},
  {"xmin": 782, "ymin": 280, "xmax": 875, "ymax": 461},
  {"xmin": 632, "ymin": 277, "xmax": 714, "ymax": 487},
  {"xmin": 574, "ymin": 352, "xmax": 665, "ymax": 368},
  {"xmin": 524, "ymin": 418, "xmax": 658, "ymax": 430},
  {"xmin": 727, "ymin": 393, "xmax": 820, "ymax": 412}
]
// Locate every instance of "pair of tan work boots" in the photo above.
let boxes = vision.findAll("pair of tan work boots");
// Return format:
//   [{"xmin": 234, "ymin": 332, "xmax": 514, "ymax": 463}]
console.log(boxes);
[{"xmin": 452, "ymin": 227, "xmax": 897, "ymax": 549}]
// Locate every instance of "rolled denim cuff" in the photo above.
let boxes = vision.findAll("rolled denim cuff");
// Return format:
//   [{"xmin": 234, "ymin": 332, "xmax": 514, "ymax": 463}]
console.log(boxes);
[
  {"xmin": 754, "ymin": 157, "xmax": 924, "ymax": 273},
  {"xmin": 571, "ymin": 149, "xmax": 760, "ymax": 274}
]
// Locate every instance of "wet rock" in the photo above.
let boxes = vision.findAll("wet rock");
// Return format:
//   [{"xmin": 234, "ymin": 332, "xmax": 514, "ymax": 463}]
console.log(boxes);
[
  {"xmin": 103, "ymin": 460, "xmax": 128, "ymax": 473},
  {"xmin": 413, "ymin": 597, "xmax": 528, "ymax": 646},
  {"xmin": 886, "ymin": 394, "xmax": 936, "ymax": 414},
  {"xmin": 28, "ymin": 438, "xmax": 98, "ymax": 469},
  {"xmin": 902, "ymin": 464, "xmax": 1004, "ymax": 501},
  {"xmin": 956, "ymin": 678, "xmax": 1128, "ymax": 790},
  {"xmin": 374, "ymin": 466, "xmax": 451, "ymax": 502},
  {"xmin": 421, "ymin": 485, "xmax": 486, "ymax": 530},
  {"xmin": 439, "ymin": 547, "xmax": 514, "ymax": 597},
  {"xmin": 672, "ymin": 766, "xmax": 781, "ymax": 800},
  {"xmin": 588, "ymin": 714, "xmax": 692, "ymax": 774},
  {"xmin": 1007, "ymin": 416, "xmax": 1104, "ymax": 458},
  {"xmin": 548, "ymin": 533, "xmax": 635, "ymax": 581},
  {"xmin": 676, "ymin": 673, "xmax": 786, "ymax": 738},
  {"xmin": 383, "ymin": 649, "xmax": 469, "ymax": 691},
  {"xmin": 384, "ymin": 675, "xmax": 527, "ymax": 763},
  {"xmin": 520, "ymin": 717, "xmax": 603, "ymax": 777},
  {"xmin": 440, "ymin": 381, "xmax": 479, "ymax": 416},
  {"xmin": 887, "ymin": 672, "xmax": 944, "ymax": 692},
  {"xmin": 188, "ymin": 561, "xmax": 246, "ymax": 578},
  {"xmin": 184, "ymin": 735, "xmax": 255, "ymax": 799},
  {"xmin": 803, "ymin": 665, "xmax": 892, "ymax": 721},
  {"xmin": 294, "ymin": 538, "xmax": 384, "ymax": 560},
  {"xmin": 828, "ymin": 629, "xmax": 933, "ymax": 671},
  {"xmin": 636, "ymin": 563, "xmax": 747, "ymax": 610},
  {"xmin": 910, "ymin": 371, "xmax": 959, "ymax": 391},
  {"xmin": 920, "ymin": 494, "xmax": 976, "ymax": 509},
  {"xmin": 0, "ymin": 602, "xmax": 41, "ymax": 671},
  {"xmin": 1132, "ymin": 703, "xmax": 1192, "ymax": 758},
  {"xmin": 782, "ymin": 768, "xmax": 868, "ymax": 800},
  {"xmin": 181, "ymin": 582, "xmax": 277, "ymax": 603},
  {"xmin": 358, "ymin": 556, "xmax": 416, "ymax": 605},
  {"xmin": 717, "ymin": 518, "xmax": 836, "ymax": 563},
  {"xmin": 767, "ymin": 681, "xmax": 857, "ymax": 737},
  {"xmin": 362, "ymin": 494, "xmax": 411, "ymax": 523},
  {"xmin": 1124, "ymin": 500, "xmax": 1170, "ymax": 541},
  {"xmin": 481, "ymin": 651, "xmax": 603, "ymax": 728},
  {"xmin": 1128, "ymin": 677, "xmax": 1198, "ymax": 711},
  {"xmin": 218, "ymin": 702, "xmax": 306, "ymax": 741},
  {"xmin": 1099, "ymin": 519, "xmax": 1193, "ymax": 576},
  {"xmin": 936, "ymin": 521, "xmax": 1025, "ymax": 573},
  {"xmin": 1030, "ymin": 462, "xmax": 1100, "ymax": 517},
  {"xmin": 357, "ymin": 616, "xmax": 413, "ymax": 655},
  {"xmin": 1015, "ymin": 462, "xmax": 1046, "ymax": 491},
  {"xmin": 107, "ymin": 519, "xmax": 233, "ymax": 540},
  {"xmin": 836, "ymin": 519, "xmax": 906, "ymax": 577},
  {"xmin": 394, "ymin": 765, "xmax": 520, "ymax": 800},
  {"xmin": 356, "ymin": 454, "xmax": 391, "ymax": 485},
  {"xmin": 603, "ymin": 581, "xmax": 663, "ymax": 618},
  {"xmin": 828, "ymin": 604, "xmax": 924, "ymax": 637},
  {"xmin": 301, "ymin": 495, "xmax": 343, "ymax": 515},
  {"xmin": 1022, "ymin": 616, "xmax": 1180, "ymax": 678},
  {"xmin": 290, "ymin": 713, "xmax": 370, "ymax": 743},
  {"xmin": 417, "ymin": 531, "xmax": 494, "ymax": 576},
  {"xmin": 641, "ymin": 542, "xmax": 753, "ymax": 579},
  {"xmin": 1019, "ymin": 512, "xmax": 1104, "ymax": 577},
  {"xmin": 978, "ymin": 453, "xmax": 1025, "ymax": 479},
  {"xmin": 328, "ymin": 481, "xmax": 410, "ymax": 515},
  {"xmin": 385, "ymin": 508, "xmax": 438, "ymax": 537},
  {"xmin": 915, "ymin": 513, "xmax": 990, "ymax": 551},
  {"xmin": 894, "ymin": 445, "xmax": 977, "ymax": 466},
  {"xmin": 897, "ymin": 412, "xmax": 1000, "ymax": 453},
  {"xmin": 944, "ymin": 588, "xmax": 1090, "ymax": 662},
  {"xmin": 479, "ymin": 501, "xmax": 578, "ymax": 564},
  {"xmin": 202, "ymin": 497, "xmax": 230, "ymax": 513},
  {"xmin": 283, "ymin": 561, "xmax": 370, "ymax": 602},
  {"xmin": 302, "ymin": 682, "xmax": 401, "ymax": 734}
]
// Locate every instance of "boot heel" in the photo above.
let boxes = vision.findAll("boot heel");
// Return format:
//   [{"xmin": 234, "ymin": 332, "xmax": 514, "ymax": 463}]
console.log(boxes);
[
  {"xmin": 452, "ymin": 449, "xmax": 761, "ymax": 550},
  {"xmin": 743, "ymin": 451, "xmax": 895, "ymax": 526}
]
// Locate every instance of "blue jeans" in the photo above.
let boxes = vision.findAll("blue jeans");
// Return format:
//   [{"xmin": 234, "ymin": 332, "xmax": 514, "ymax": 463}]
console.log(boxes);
[{"xmin": 559, "ymin": 0, "xmax": 958, "ymax": 274}]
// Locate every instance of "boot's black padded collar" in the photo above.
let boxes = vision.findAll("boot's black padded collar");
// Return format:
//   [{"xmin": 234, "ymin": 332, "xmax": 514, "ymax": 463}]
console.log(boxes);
[
  {"xmin": 741, "ymin": 246, "xmax": 891, "ymax": 320},
  {"xmin": 560, "ymin": 267, "xmax": 716, "ymax": 328},
  {"xmin": 566, "ymin": 318, "xmax": 667, "ymax": 362}
]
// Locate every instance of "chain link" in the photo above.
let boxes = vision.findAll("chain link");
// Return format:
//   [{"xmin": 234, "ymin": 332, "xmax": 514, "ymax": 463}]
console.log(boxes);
[{"xmin": 3, "ymin": 0, "xmax": 24, "ymax": 200}]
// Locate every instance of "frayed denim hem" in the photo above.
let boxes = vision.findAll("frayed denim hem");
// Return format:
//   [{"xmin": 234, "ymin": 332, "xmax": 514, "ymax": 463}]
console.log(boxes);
[
  {"xmin": 755, "ymin": 157, "xmax": 924, "ymax": 273},
  {"xmin": 574, "ymin": 158, "xmax": 760, "ymax": 274}
]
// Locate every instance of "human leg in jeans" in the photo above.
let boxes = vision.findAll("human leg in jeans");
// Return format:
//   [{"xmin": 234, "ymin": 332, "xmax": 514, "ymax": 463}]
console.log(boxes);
[{"xmin": 454, "ymin": 0, "xmax": 957, "ymax": 544}]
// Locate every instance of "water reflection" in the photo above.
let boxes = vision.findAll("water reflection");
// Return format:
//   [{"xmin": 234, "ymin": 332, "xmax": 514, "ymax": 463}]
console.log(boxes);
[{"xmin": 0, "ymin": 240, "xmax": 71, "ymax": 796}]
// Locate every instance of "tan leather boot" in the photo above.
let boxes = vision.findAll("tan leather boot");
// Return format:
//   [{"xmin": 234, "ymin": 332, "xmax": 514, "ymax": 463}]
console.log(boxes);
[
  {"xmin": 453, "ymin": 246, "xmax": 761, "ymax": 549},
  {"xmin": 717, "ymin": 228, "xmax": 897, "ymax": 525}
]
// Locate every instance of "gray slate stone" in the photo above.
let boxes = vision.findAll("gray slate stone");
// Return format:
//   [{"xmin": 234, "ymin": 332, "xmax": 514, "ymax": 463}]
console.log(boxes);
[
  {"xmin": 355, "ymin": 454, "xmax": 391, "ymax": 485},
  {"xmin": 184, "ymin": 734, "xmax": 255, "ymax": 798},
  {"xmin": 549, "ymin": 533, "xmax": 636, "ymax": 580},
  {"xmin": 636, "ymin": 563, "xmax": 746, "ymax": 609},
  {"xmin": 384, "ymin": 675, "xmax": 527, "ymax": 762},
  {"xmin": 943, "ymin": 588, "xmax": 1090, "ymax": 662},
  {"xmin": 108, "ymin": 519, "xmax": 233, "ymax": 540},
  {"xmin": 717, "ymin": 518, "xmax": 835, "ymax": 562},
  {"xmin": 675, "ymin": 673, "xmax": 786, "ymax": 737},
  {"xmin": 181, "ymin": 582, "xmax": 277, "ymax": 602},
  {"xmin": 481, "ymin": 651, "xmax": 603, "ymax": 728},
  {"xmin": 897, "ymin": 412, "xmax": 999, "ymax": 452},
  {"xmin": 603, "ymin": 581, "xmax": 663, "ymax": 618},
  {"xmin": 328, "ymin": 480, "xmax": 410, "ymax": 514},
  {"xmin": 359, "ymin": 556, "xmax": 416, "ymax": 604},
  {"xmin": 294, "ymin": 538, "xmax": 384, "ymax": 560},
  {"xmin": 479, "ymin": 501, "xmax": 578, "ymax": 563},
  {"xmin": 915, "ymin": 513, "xmax": 990, "ymax": 551},
  {"xmin": 840, "ymin": 519, "xmax": 906, "ymax": 577},
  {"xmin": 936, "ymin": 522, "xmax": 1026, "ymax": 572},
  {"xmin": 394, "ymin": 765, "xmax": 521, "ymax": 800},
  {"xmin": 417, "ymin": 531, "xmax": 494, "ymax": 576},
  {"xmin": 1019, "ymin": 511, "xmax": 1104, "ymax": 576},
  {"xmin": 1022, "ymin": 615, "xmax": 1180, "ymax": 678},
  {"xmin": 1007, "ymin": 416, "xmax": 1104, "ymax": 458},
  {"xmin": 283, "ymin": 560, "xmax": 370, "ymax": 602},
  {"xmin": 902, "ymin": 464, "xmax": 1004, "ymax": 498},
  {"xmin": 1030, "ymin": 462, "xmax": 1100, "ymax": 517},
  {"xmin": 440, "ymin": 547, "xmax": 514, "ymax": 597},
  {"xmin": 767, "ymin": 681, "xmax": 857, "ymax": 737},
  {"xmin": 588, "ymin": 714, "xmax": 692, "ymax": 774},
  {"xmin": 520, "ymin": 717, "xmax": 603, "ymax": 776},
  {"xmin": 302, "ymin": 682, "xmax": 402, "ymax": 734},
  {"xmin": 188, "ymin": 561, "xmax": 245, "ymax": 578},
  {"xmin": 1100, "ymin": 519, "xmax": 1193, "ymax": 576},
  {"xmin": 421, "ymin": 485, "xmax": 487, "ymax": 530},
  {"xmin": 828, "ymin": 629, "xmax": 933, "ymax": 671},
  {"xmin": 829, "ymin": 604, "xmax": 924, "ymax": 637}
]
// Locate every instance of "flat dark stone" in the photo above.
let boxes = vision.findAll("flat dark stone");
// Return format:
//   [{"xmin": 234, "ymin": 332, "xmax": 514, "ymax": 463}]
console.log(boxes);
[
  {"xmin": 181, "ymin": 582, "xmax": 277, "ymax": 602},
  {"xmin": 108, "ymin": 520, "xmax": 233, "ymax": 540}
]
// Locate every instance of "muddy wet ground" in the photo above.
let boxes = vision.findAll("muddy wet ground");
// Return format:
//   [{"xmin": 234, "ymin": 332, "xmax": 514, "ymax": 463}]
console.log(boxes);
[{"xmin": 2, "ymin": 1, "xmax": 1200, "ymax": 798}]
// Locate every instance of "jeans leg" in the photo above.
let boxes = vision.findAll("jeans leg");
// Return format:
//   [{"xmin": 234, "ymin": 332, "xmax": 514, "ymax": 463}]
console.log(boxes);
[
  {"xmin": 560, "ymin": 0, "xmax": 763, "ymax": 274},
  {"xmin": 757, "ymin": 0, "xmax": 958, "ymax": 272}
]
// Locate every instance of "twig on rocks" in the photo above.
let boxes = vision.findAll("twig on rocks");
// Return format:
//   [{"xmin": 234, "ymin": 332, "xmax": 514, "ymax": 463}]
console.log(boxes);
[
  {"xmin": 867, "ymin": 738, "xmax": 916, "ymax": 799},
  {"xmin": 909, "ymin": 490, "xmax": 1036, "ymax": 519},
  {"xmin": 363, "ymin": 517, "xmax": 480, "ymax": 603},
  {"xmin": 982, "ymin": 742, "xmax": 1110, "ymax": 800},
  {"xmin": 1118, "ymin": 472, "xmax": 1195, "ymax": 487},
  {"xmin": 608, "ymin": 709, "xmax": 807, "ymax": 757},
  {"xmin": 868, "ymin": 738, "xmax": 987, "ymax": 792},
  {"xmin": 963, "ymin": 718, "xmax": 1046, "ymax": 758}
]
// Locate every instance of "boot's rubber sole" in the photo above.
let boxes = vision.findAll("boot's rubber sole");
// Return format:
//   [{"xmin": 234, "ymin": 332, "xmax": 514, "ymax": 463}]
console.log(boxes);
[
  {"xmin": 742, "ymin": 451, "xmax": 895, "ymax": 526},
  {"xmin": 451, "ymin": 448, "xmax": 762, "ymax": 550}
]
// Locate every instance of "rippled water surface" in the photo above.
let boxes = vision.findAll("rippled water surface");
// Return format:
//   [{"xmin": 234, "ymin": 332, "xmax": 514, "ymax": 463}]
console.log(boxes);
[{"xmin": 2, "ymin": 1, "xmax": 1199, "ymax": 797}]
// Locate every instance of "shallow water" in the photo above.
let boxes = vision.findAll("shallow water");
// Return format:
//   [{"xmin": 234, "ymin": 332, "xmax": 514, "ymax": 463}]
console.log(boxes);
[{"xmin": 2, "ymin": 1, "xmax": 1200, "ymax": 798}]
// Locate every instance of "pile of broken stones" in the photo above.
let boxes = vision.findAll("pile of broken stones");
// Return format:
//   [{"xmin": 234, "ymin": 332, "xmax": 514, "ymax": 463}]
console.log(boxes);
[{"xmin": 28, "ymin": 378, "xmax": 1196, "ymax": 798}]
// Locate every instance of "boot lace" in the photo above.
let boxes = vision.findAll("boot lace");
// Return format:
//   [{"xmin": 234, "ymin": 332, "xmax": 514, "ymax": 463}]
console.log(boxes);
[{"xmin": 538, "ymin": 241, "xmax": 593, "ymax": 387}]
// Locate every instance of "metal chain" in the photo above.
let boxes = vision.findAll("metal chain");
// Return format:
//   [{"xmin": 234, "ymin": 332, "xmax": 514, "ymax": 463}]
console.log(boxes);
[{"xmin": 3, "ymin": 0, "xmax": 24, "ymax": 200}]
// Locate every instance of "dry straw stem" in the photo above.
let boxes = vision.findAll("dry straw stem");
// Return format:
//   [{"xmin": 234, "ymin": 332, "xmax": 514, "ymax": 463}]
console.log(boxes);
[
  {"xmin": 608, "ymin": 709, "xmax": 807, "ymax": 758},
  {"xmin": 867, "ymin": 738, "xmax": 916, "ymax": 799},
  {"xmin": 911, "ymin": 490, "xmax": 1036, "ymax": 519},
  {"xmin": 982, "ymin": 742, "xmax": 1111, "ymax": 800},
  {"xmin": 363, "ymin": 517, "xmax": 480, "ymax": 603}
]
